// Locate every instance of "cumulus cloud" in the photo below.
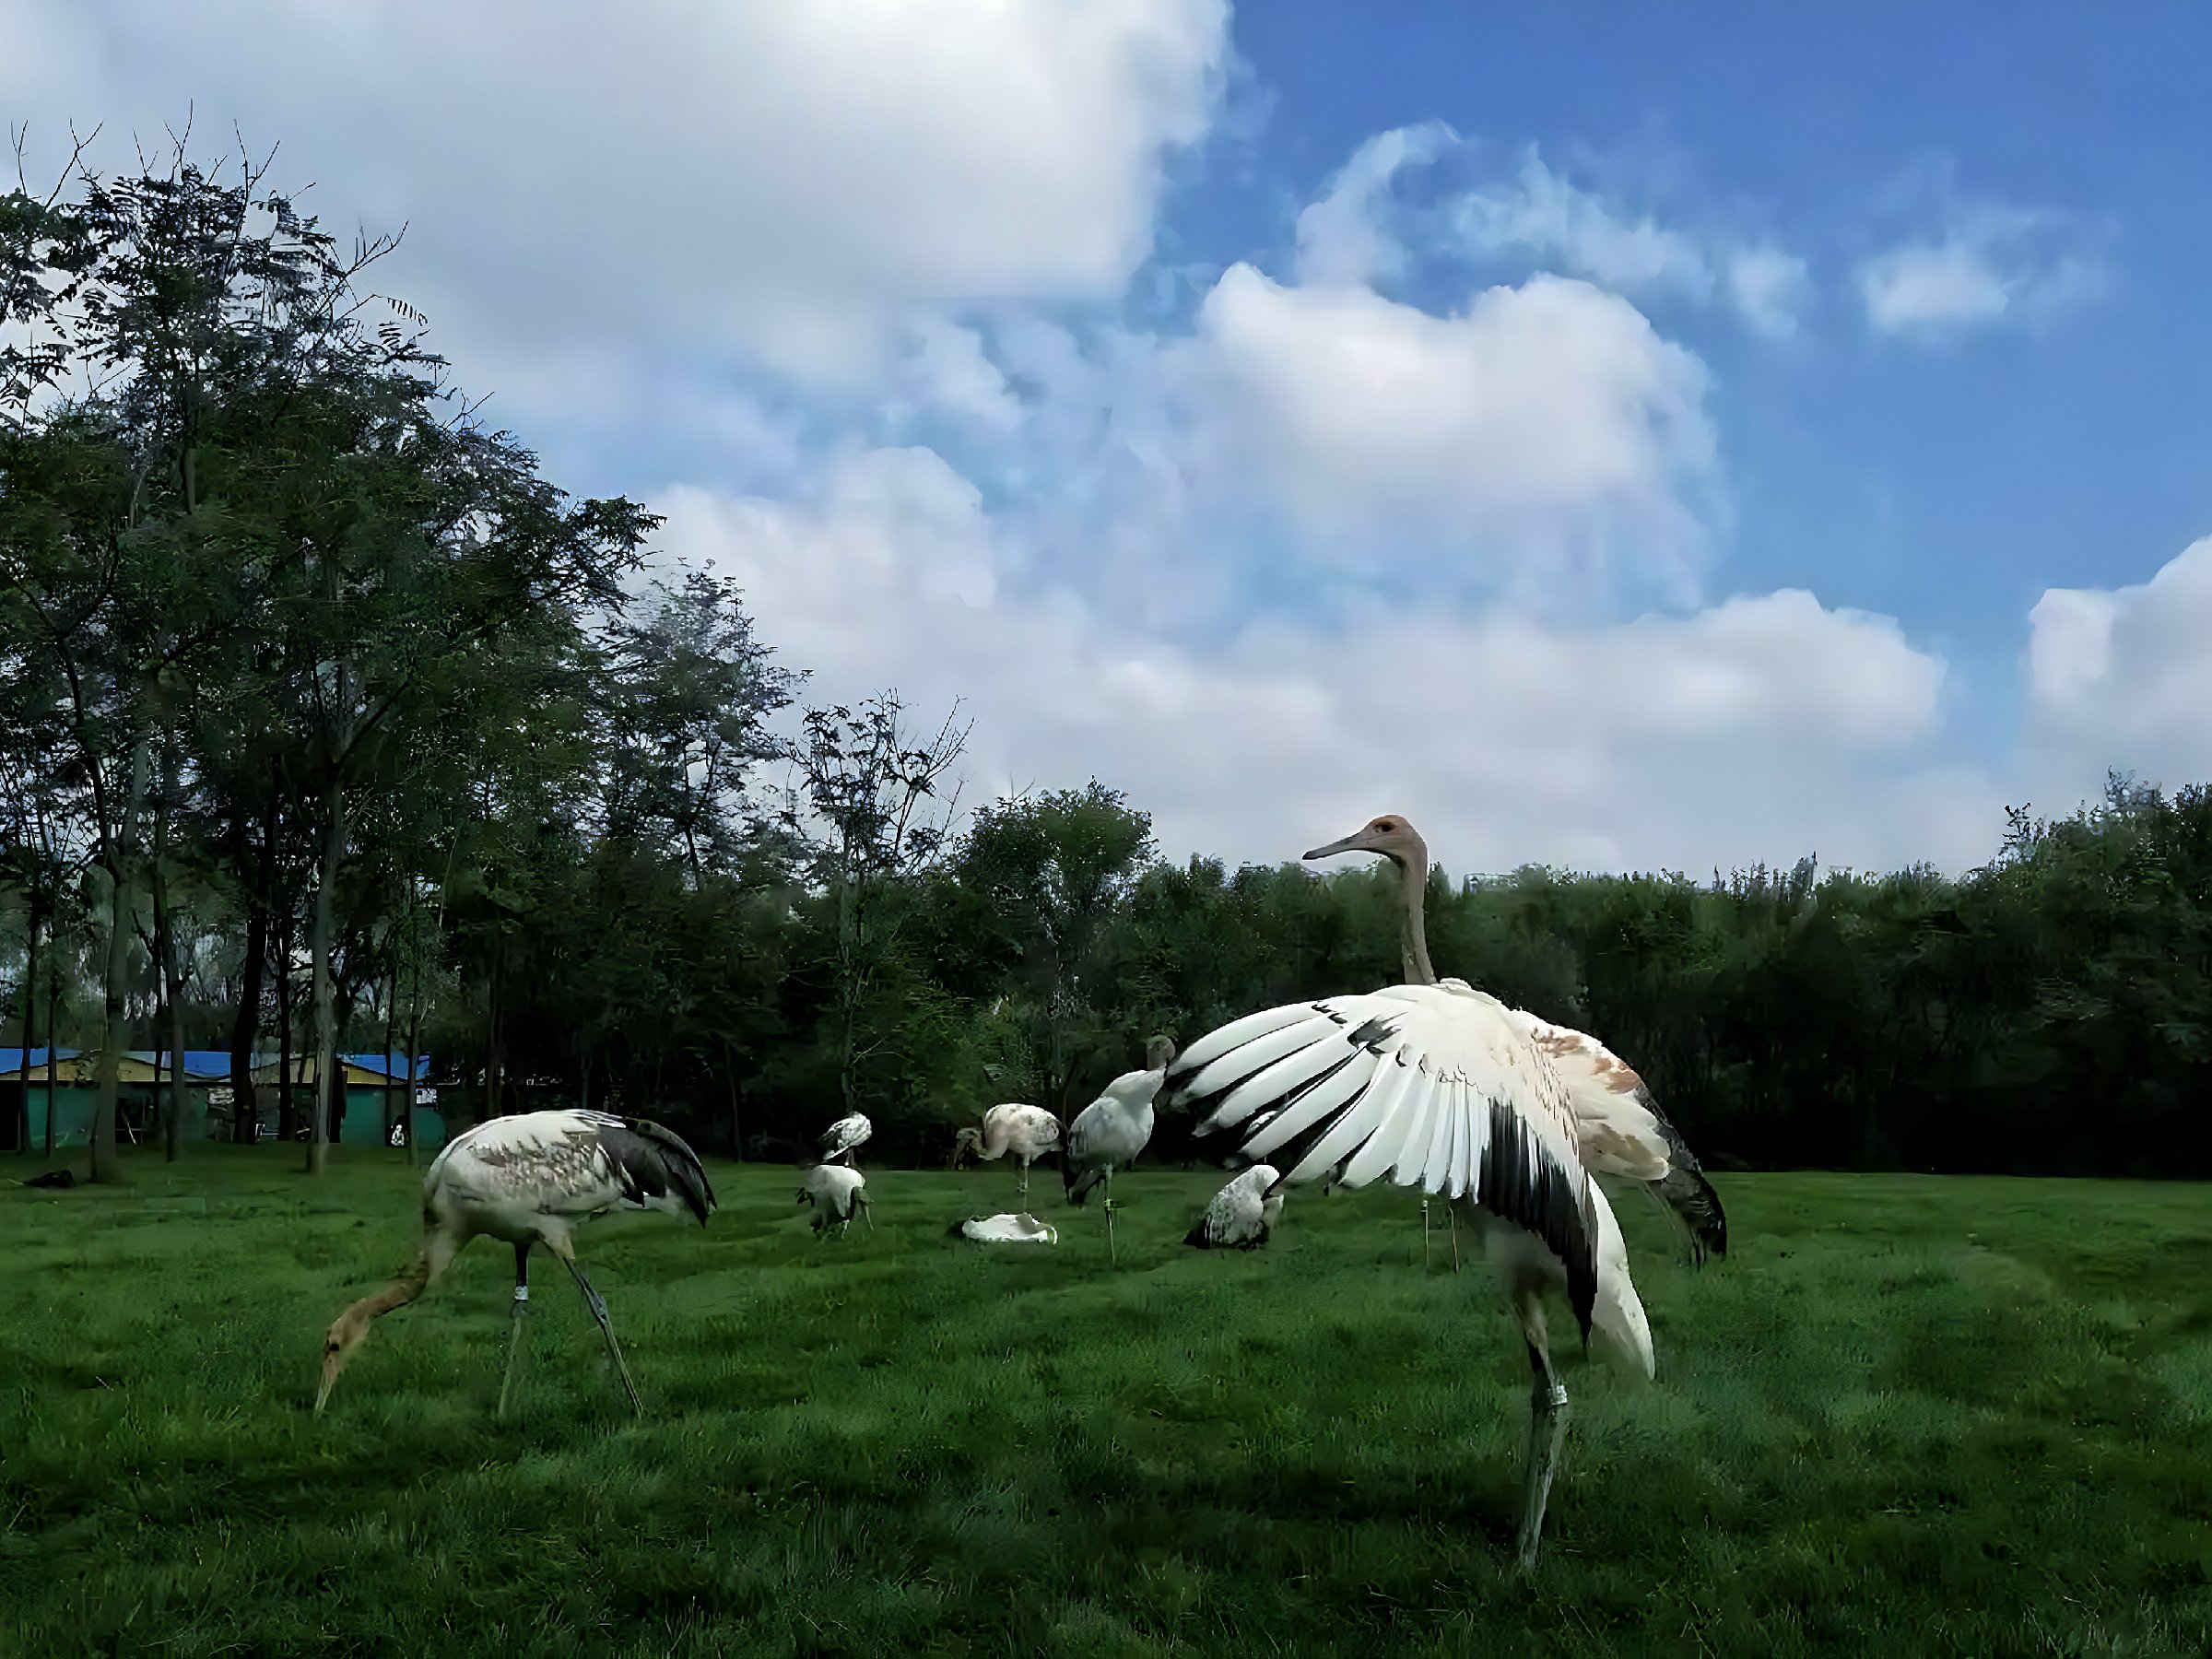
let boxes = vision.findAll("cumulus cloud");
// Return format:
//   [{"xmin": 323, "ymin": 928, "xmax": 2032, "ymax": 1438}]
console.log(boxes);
[
  {"xmin": 1293, "ymin": 121, "xmax": 1456, "ymax": 289},
  {"xmin": 1170, "ymin": 264, "xmax": 1716, "ymax": 600},
  {"xmin": 2026, "ymin": 536, "xmax": 2212, "ymax": 804},
  {"xmin": 1859, "ymin": 208, "xmax": 2101, "ymax": 336},
  {"xmin": 656, "ymin": 447, "xmax": 1998, "ymax": 877},
  {"xmin": 1, "ymin": 0, "xmax": 1230, "ymax": 383}
]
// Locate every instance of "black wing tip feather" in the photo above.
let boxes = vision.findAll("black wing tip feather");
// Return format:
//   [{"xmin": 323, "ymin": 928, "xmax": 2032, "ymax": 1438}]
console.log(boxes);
[
  {"xmin": 1183, "ymin": 1219, "xmax": 1213, "ymax": 1248},
  {"xmin": 1635, "ymin": 1085, "xmax": 1728, "ymax": 1265},
  {"xmin": 1477, "ymin": 1099, "xmax": 1598, "ymax": 1342},
  {"xmin": 602, "ymin": 1116, "xmax": 717, "ymax": 1225}
]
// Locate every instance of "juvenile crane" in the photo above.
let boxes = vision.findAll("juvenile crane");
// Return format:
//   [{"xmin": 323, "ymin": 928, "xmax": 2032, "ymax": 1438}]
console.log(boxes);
[
  {"xmin": 1064, "ymin": 1035, "xmax": 1175, "ymax": 1264},
  {"xmin": 315, "ymin": 1109, "xmax": 715, "ymax": 1419},
  {"xmin": 1162, "ymin": 814, "xmax": 1725, "ymax": 1571},
  {"xmin": 964, "ymin": 1102, "xmax": 1064, "ymax": 1197},
  {"xmin": 819, "ymin": 1112, "xmax": 872, "ymax": 1166}
]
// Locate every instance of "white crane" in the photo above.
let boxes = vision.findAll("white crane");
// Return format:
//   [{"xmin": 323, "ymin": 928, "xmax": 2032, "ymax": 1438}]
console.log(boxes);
[
  {"xmin": 1163, "ymin": 814, "xmax": 1726, "ymax": 1571},
  {"xmin": 1063, "ymin": 1034, "xmax": 1175, "ymax": 1264},
  {"xmin": 819, "ymin": 1112, "xmax": 872, "ymax": 1165},
  {"xmin": 1185, "ymin": 1163, "xmax": 1285, "ymax": 1250},
  {"xmin": 315, "ymin": 1108, "xmax": 715, "ymax": 1420},
  {"xmin": 950, "ymin": 1212, "xmax": 1059, "ymax": 1244},
  {"xmin": 962, "ymin": 1102, "xmax": 1064, "ymax": 1197},
  {"xmin": 799, "ymin": 1162, "xmax": 871, "ymax": 1236}
]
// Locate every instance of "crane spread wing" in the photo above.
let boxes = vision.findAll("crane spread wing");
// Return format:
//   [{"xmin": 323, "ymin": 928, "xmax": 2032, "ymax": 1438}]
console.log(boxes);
[
  {"xmin": 1502, "ymin": 1010, "xmax": 1727, "ymax": 1265},
  {"xmin": 1164, "ymin": 982, "xmax": 1600, "ymax": 1336}
]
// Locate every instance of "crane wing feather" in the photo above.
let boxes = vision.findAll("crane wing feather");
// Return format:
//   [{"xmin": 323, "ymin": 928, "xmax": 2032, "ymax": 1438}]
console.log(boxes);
[{"xmin": 1167, "ymin": 982, "xmax": 1598, "ymax": 1335}]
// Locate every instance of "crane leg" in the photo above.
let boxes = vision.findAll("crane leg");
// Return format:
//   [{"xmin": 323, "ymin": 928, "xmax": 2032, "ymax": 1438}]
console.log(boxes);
[
  {"xmin": 1450, "ymin": 1205, "xmax": 1462, "ymax": 1273},
  {"xmin": 1019, "ymin": 1160, "xmax": 1029, "ymax": 1201},
  {"xmin": 1103, "ymin": 1169, "xmax": 1119, "ymax": 1265},
  {"xmin": 497, "ymin": 1242, "xmax": 532, "ymax": 1420},
  {"xmin": 553, "ymin": 1245, "xmax": 643, "ymax": 1418},
  {"xmin": 1515, "ymin": 1341, "xmax": 1571, "ymax": 1572},
  {"xmin": 1422, "ymin": 1197, "xmax": 1431, "ymax": 1268}
]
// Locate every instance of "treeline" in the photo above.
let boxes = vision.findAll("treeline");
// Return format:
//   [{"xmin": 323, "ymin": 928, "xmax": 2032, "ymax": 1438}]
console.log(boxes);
[{"xmin": 5, "ymin": 145, "xmax": 2209, "ymax": 1182}]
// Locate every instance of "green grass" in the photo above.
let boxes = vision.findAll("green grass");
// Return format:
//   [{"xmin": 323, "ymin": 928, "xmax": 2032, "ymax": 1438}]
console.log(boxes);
[{"xmin": 3, "ymin": 1149, "xmax": 2209, "ymax": 1657}]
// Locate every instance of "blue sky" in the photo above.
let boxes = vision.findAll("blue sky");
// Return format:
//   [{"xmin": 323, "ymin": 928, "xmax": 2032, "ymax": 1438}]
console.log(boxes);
[{"xmin": 8, "ymin": 1, "xmax": 2211, "ymax": 876}]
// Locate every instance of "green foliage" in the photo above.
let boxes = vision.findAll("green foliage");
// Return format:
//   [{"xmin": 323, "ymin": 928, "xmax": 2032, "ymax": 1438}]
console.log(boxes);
[{"xmin": 3, "ymin": 1153, "xmax": 2207, "ymax": 1655}]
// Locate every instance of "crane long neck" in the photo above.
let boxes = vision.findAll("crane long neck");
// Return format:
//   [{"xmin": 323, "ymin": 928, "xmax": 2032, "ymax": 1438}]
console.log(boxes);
[{"xmin": 1397, "ymin": 852, "xmax": 1438, "ymax": 986}]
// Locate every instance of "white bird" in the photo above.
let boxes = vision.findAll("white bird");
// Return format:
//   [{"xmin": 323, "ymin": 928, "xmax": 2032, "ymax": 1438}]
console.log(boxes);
[
  {"xmin": 1163, "ymin": 814, "xmax": 1726, "ymax": 1572},
  {"xmin": 798, "ymin": 1162, "xmax": 871, "ymax": 1236},
  {"xmin": 949, "ymin": 1211, "xmax": 1059, "ymax": 1244},
  {"xmin": 965, "ymin": 1102, "xmax": 1064, "ymax": 1197},
  {"xmin": 819, "ymin": 1112, "xmax": 872, "ymax": 1165},
  {"xmin": 316, "ymin": 1108, "xmax": 715, "ymax": 1419},
  {"xmin": 1063, "ymin": 1034, "xmax": 1175, "ymax": 1264},
  {"xmin": 1185, "ymin": 1163, "xmax": 1285, "ymax": 1250}
]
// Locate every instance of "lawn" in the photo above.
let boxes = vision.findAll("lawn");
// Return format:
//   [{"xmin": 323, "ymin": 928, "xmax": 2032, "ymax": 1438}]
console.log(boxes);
[{"xmin": 2, "ymin": 1147, "xmax": 2208, "ymax": 1657}]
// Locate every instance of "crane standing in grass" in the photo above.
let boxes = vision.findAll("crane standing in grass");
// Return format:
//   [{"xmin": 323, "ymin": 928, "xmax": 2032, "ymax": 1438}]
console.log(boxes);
[
  {"xmin": 1064, "ymin": 1035, "xmax": 1175, "ymax": 1264},
  {"xmin": 1164, "ymin": 815, "xmax": 1725, "ymax": 1571},
  {"xmin": 961, "ymin": 1102, "xmax": 1064, "ymax": 1198},
  {"xmin": 800, "ymin": 1162, "xmax": 871, "ymax": 1236},
  {"xmin": 819, "ymin": 1112, "xmax": 872, "ymax": 1166},
  {"xmin": 315, "ymin": 1109, "xmax": 715, "ymax": 1419}
]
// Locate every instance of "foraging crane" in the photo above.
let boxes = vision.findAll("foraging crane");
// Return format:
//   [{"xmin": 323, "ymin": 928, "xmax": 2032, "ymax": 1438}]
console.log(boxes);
[
  {"xmin": 799, "ymin": 1162, "xmax": 871, "ymax": 1236},
  {"xmin": 949, "ymin": 1212, "xmax": 1060, "ymax": 1244},
  {"xmin": 1063, "ymin": 1035, "xmax": 1175, "ymax": 1264},
  {"xmin": 963, "ymin": 1102, "xmax": 1064, "ymax": 1197},
  {"xmin": 1185, "ymin": 1163, "xmax": 1285, "ymax": 1250},
  {"xmin": 316, "ymin": 1108, "xmax": 714, "ymax": 1420},
  {"xmin": 819, "ymin": 1112, "xmax": 872, "ymax": 1166},
  {"xmin": 1163, "ymin": 814, "xmax": 1725, "ymax": 1571}
]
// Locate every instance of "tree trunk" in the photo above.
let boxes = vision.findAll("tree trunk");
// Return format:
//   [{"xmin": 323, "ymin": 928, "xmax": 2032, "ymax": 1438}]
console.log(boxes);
[
  {"xmin": 229, "ymin": 798, "xmax": 275, "ymax": 1144},
  {"xmin": 42, "ymin": 973, "xmax": 58, "ymax": 1158},
  {"xmin": 306, "ymin": 773, "xmax": 340, "ymax": 1173},
  {"xmin": 380, "ymin": 961, "xmax": 398, "ymax": 1151},
  {"xmin": 164, "ymin": 972, "xmax": 188, "ymax": 1161},
  {"xmin": 152, "ymin": 858, "xmax": 190, "ymax": 1162},
  {"xmin": 724, "ymin": 1043, "xmax": 744, "ymax": 1159},
  {"xmin": 15, "ymin": 903, "xmax": 39, "ymax": 1159},
  {"xmin": 89, "ymin": 734, "xmax": 151, "ymax": 1184},
  {"xmin": 485, "ymin": 935, "xmax": 505, "ymax": 1123},
  {"xmin": 276, "ymin": 910, "xmax": 296, "ymax": 1144}
]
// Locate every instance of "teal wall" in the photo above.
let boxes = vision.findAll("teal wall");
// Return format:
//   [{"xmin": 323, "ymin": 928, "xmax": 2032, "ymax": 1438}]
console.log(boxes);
[{"xmin": 5, "ymin": 1083, "xmax": 447, "ymax": 1154}]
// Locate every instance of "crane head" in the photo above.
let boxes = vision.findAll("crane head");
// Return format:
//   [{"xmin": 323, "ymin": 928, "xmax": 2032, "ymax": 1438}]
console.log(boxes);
[{"xmin": 1304, "ymin": 814, "xmax": 1428, "ymax": 870}]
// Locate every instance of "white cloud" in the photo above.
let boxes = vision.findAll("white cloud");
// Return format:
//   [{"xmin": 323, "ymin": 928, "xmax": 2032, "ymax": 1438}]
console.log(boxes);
[
  {"xmin": 657, "ymin": 447, "xmax": 1998, "ymax": 877},
  {"xmin": 1859, "ymin": 208, "xmax": 2101, "ymax": 336},
  {"xmin": 2026, "ymin": 536, "xmax": 2212, "ymax": 804},
  {"xmin": 1171, "ymin": 264, "xmax": 1716, "ymax": 599},
  {"xmin": 1725, "ymin": 245, "xmax": 1812, "ymax": 340},
  {"xmin": 0, "ymin": 0, "xmax": 1230, "ymax": 383},
  {"xmin": 1293, "ymin": 121, "xmax": 1455, "ymax": 289},
  {"xmin": 1449, "ymin": 148, "xmax": 1807, "ymax": 337}
]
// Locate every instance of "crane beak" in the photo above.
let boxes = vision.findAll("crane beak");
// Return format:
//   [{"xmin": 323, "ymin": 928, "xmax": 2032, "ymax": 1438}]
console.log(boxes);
[{"xmin": 1303, "ymin": 829, "xmax": 1375, "ymax": 861}]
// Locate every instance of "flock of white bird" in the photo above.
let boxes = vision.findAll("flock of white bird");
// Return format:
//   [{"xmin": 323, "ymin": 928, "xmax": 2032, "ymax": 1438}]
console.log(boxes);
[{"xmin": 316, "ymin": 814, "xmax": 1727, "ymax": 1572}]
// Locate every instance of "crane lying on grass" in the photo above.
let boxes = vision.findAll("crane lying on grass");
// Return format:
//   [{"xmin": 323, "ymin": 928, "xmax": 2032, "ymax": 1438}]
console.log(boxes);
[
  {"xmin": 799, "ymin": 1162, "xmax": 871, "ymax": 1236},
  {"xmin": 1064, "ymin": 1035, "xmax": 1175, "ymax": 1264},
  {"xmin": 1162, "ymin": 814, "xmax": 1726, "ymax": 1571},
  {"xmin": 1185, "ymin": 1163, "xmax": 1284, "ymax": 1250},
  {"xmin": 315, "ymin": 1109, "xmax": 715, "ymax": 1420},
  {"xmin": 959, "ymin": 1102, "xmax": 1064, "ymax": 1197}
]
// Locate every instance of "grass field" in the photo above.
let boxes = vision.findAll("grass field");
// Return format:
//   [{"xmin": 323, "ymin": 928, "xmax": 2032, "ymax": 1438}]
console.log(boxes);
[{"xmin": 3, "ymin": 1148, "xmax": 2209, "ymax": 1657}]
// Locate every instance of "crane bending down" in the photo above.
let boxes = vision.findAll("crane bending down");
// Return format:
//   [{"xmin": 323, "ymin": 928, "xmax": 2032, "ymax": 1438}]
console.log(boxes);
[
  {"xmin": 800, "ymin": 1162, "xmax": 871, "ymax": 1235},
  {"xmin": 965, "ymin": 1103, "xmax": 1064, "ymax": 1197},
  {"xmin": 1064, "ymin": 1035, "xmax": 1175, "ymax": 1264},
  {"xmin": 1185, "ymin": 1163, "xmax": 1284, "ymax": 1250},
  {"xmin": 1164, "ymin": 815, "xmax": 1725, "ymax": 1571},
  {"xmin": 819, "ymin": 1112, "xmax": 872, "ymax": 1166},
  {"xmin": 316, "ymin": 1109, "xmax": 715, "ymax": 1419}
]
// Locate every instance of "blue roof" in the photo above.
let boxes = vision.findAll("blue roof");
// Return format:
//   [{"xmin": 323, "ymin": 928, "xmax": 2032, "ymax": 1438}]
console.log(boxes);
[
  {"xmin": 0, "ymin": 1049, "xmax": 429, "ymax": 1081},
  {"xmin": 344, "ymin": 1053, "xmax": 431, "ymax": 1081}
]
